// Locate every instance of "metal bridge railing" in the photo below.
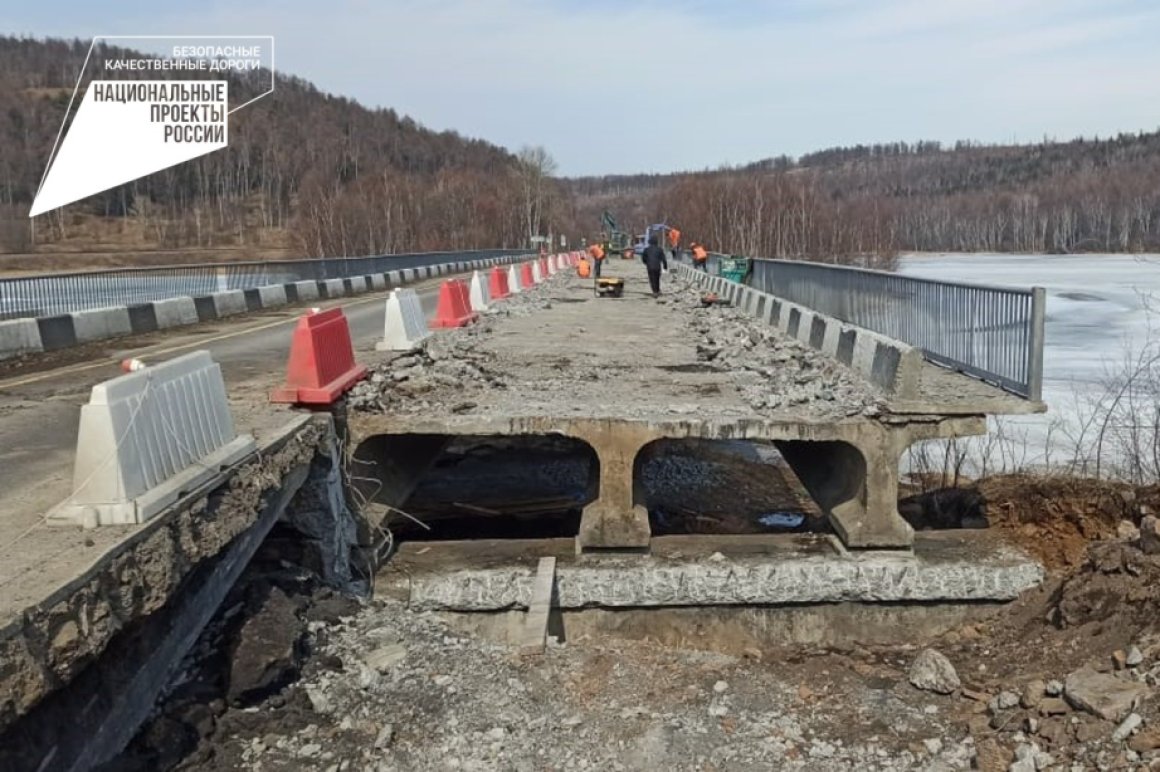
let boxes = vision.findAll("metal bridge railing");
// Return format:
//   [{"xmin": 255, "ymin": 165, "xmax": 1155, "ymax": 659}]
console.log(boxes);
[
  {"xmin": 745, "ymin": 258, "xmax": 1046, "ymax": 401},
  {"xmin": 0, "ymin": 249, "xmax": 522, "ymax": 321}
]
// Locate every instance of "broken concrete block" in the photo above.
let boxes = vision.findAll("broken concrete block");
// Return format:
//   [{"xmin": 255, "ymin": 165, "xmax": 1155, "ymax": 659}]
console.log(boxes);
[
  {"xmin": 909, "ymin": 648, "xmax": 961, "ymax": 695},
  {"xmin": 1063, "ymin": 667, "xmax": 1150, "ymax": 722}
]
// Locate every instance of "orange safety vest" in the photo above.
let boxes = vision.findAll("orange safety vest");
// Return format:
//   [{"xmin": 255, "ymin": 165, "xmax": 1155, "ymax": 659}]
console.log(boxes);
[
  {"xmin": 668, "ymin": 228, "xmax": 681, "ymax": 248},
  {"xmin": 693, "ymin": 245, "xmax": 708, "ymax": 261},
  {"xmin": 588, "ymin": 244, "xmax": 605, "ymax": 261},
  {"xmin": 577, "ymin": 257, "xmax": 592, "ymax": 278}
]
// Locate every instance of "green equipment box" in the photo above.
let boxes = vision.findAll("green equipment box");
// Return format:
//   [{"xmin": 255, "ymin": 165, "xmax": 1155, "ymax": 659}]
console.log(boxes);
[{"xmin": 718, "ymin": 255, "xmax": 751, "ymax": 284}]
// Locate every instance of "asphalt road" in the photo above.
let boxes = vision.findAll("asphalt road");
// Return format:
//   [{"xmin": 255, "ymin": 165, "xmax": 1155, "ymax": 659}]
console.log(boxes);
[{"xmin": 0, "ymin": 277, "xmax": 444, "ymax": 538}]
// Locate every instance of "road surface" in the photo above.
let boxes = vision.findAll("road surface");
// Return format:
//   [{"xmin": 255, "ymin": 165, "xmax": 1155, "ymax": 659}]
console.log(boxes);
[{"xmin": 0, "ymin": 275, "xmax": 445, "ymax": 601}]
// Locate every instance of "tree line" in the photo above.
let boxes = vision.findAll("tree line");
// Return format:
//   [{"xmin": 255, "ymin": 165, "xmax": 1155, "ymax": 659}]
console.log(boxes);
[
  {"xmin": 566, "ymin": 130, "xmax": 1160, "ymax": 260},
  {"xmin": 0, "ymin": 36, "xmax": 563, "ymax": 257},
  {"xmin": 5, "ymin": 36, "xmax": 1159, "ymax": 265}
]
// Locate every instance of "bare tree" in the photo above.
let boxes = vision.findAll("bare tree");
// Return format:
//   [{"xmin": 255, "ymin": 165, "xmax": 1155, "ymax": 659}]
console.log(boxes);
[{"xmin": 515, "ymin": 145, "xmax": 557, "ymax": 247}]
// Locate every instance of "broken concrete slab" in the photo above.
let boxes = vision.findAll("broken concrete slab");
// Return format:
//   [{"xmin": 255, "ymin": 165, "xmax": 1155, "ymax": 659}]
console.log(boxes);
[
  {"xmin": 519, "ymin": 556, "xmax": 556, "ymax": 656},
  {"xmin": 1063, "ymin": 667, "xmax": 1150, "ymax": 722},
  {"xmin": 380, "ymin": 533, "xmax": 1043, "ymax": 611}
]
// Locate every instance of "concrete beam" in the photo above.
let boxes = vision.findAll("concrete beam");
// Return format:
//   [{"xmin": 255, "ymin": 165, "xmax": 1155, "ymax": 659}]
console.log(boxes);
[
  {"xmin": 0, "ymin": 415, "xmax": 325, "ymax": 753},
  {"xmin": 570, "ymin": 422, "xmax": 654, "ymax": 552},
  {"xmin": 349, "ymin": 413, "xmax": 986, "ymax": 552},
  {"xmin": 380, "ymin": 533, "xmax": 1044, "ymax": 611}
]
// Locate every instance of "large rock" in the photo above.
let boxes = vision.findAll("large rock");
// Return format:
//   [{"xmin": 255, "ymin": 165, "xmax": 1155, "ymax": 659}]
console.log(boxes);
[
  {"xmin": 1063, "ymin": 667, "xmax": 1150, "ymax": 722},
  {"xmin": 228, "ymin": 587, "xmax": 305, "ymax": 704},
  {"xmin": 908, "ymin": 648, "xmax": 961, "ymax": 694},
  {"xmin": 1140, "ymin": 515, "xmax": 1160, "ymax": 555}
]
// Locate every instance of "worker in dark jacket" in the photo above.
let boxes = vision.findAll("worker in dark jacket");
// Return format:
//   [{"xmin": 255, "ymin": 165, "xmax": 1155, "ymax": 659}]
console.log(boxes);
[{"xmin": 641, "ymin": 235, "xmax": 668, "ymax": 298}]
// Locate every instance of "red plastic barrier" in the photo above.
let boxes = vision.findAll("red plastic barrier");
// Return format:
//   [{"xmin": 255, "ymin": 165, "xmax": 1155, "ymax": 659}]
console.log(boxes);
[
  {"xmin": 270, "ymin": 308, "xmax": 367, "ymax": 405},
  {"xmin": 489, "ymin": 266, "xmax": 510, "ymax": 299},
  {"xmin": 431, "ymin": 278, "xmax": 478, "ymax": 328},
  {"xmin": 520, "ymin": 262, "xmax": 534, "ymax": 287},
  {"xmin": 540, "ymin": 258, "xmax": 549, "ymax": 277}
]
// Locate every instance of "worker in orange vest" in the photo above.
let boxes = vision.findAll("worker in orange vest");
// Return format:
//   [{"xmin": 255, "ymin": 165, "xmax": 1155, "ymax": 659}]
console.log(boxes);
[
  {"xmin": 691, "ymin": 242, "xmax": 709, "ymax": 271},
  {"xmin": 587, "ymin": 241, "xmax": 606, "ymax": 279},
  {"xmin": 667, "ymin": 227, "xmax": 682, "ymax": 262}
]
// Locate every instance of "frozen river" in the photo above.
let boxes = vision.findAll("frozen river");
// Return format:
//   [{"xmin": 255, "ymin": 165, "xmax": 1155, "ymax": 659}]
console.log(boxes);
[{"xmin": 899, "ymin": 253, "xmax": 1160, "ymax": 474}]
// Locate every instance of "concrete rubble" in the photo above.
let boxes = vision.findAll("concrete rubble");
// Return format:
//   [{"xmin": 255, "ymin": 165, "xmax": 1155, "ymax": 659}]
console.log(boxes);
[
  {"xmin": 192, "ymin": 598, "xmax": 984, "ymax": 771},
  {"xmin": 682, "ymin": 297, "xmax": 885, "ymax": 418},
  {"xmin": 908, "ymin": 648, "xmax": 961, "ymax": 695},
  {"xmin": 951, "ymin": 637, "xmax": 1160, "ymax": 770}
]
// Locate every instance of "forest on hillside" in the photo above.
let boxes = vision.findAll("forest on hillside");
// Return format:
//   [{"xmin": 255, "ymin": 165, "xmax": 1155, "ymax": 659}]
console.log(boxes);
[
  {"xmin": 5, "ymin": 36, "xmax": 1160, "ymax": 264},
  {"xmin": 0, "ymin": 36, "xmax": 566, "ymax": 257},
  {"xmin": 571, "ymin": 131, "xmax": 1160, "ymax": 262}
]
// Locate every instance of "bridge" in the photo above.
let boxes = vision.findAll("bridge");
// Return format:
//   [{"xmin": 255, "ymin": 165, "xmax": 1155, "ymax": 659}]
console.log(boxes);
[{"xmin": 0, "ymin": 247, "xmax": 1047, "ymax": 770}]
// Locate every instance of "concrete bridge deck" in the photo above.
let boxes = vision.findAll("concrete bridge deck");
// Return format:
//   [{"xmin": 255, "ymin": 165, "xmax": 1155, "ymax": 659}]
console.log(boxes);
[
  {"xmin": 347, "ymin": 258, "xmax": 1036, "ymax": 552},
  {"xmin": 0, "ymin": 254, "xmax": 1049, "ymax": 760},
  {"xmin": 0, "ymin": 273, "xmax": 448, "ymax": 632}
]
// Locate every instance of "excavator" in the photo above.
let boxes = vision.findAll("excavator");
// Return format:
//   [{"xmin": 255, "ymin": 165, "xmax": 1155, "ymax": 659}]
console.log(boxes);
[{"xmin": 600, "ymin": 211, "xmax": 634, "ymax": 259}]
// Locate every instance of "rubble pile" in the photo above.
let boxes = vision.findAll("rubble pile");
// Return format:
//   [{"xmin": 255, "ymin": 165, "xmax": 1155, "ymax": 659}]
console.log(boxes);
[
  {"xmin": 904, "ymin": 540, "xmax": 1160, "ymax": 770},
  {"xmin": 346, "ymin": 274, "xmax": 564, "ymax": 413},
  {"xmin": 346, "ymin": 333, "xmax": 503, "ymax": 414},
  {"xmin": 200, "ymin": 600, "xmax": 981, "ymax": 771},
  {"xmin": 907, "ymin": 638, "xmax": 1160, "ymax": 771},
  {"xmin": 680, "ymin": 291, "xmax": 886, "ymax": 419}
]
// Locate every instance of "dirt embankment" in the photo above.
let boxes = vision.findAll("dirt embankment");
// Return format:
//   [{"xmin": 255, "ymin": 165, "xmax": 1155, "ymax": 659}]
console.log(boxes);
[{"xmin": 902, "ymin": 473, "xmax": 1160, "ymax": 572}]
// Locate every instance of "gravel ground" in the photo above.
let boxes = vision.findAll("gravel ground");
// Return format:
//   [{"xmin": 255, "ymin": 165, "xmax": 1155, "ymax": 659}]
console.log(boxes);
[
  {"xmin": 104, "ymin": 489, "xmax": 1160, "ymax": 772},
  {"xmin": 195, "ymin": 599, "xmax": 979, "ymax": 772},
  {"xmin": 172, "ymin": 574, "xmax": 1160, "ymax": 772}
]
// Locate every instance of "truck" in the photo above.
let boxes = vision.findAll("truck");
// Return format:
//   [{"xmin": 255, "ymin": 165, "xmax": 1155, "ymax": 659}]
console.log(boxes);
[{"xmin": 633, "ymin": 223, "xmax": 675, "ymax": 257}]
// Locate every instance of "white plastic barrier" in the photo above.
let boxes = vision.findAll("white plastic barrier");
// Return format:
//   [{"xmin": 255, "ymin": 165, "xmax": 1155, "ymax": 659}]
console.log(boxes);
[
  {"xmin": 469, "ymin": 270, "xmax": 490, "ymax": 312},
  {"xmin": 376, "ymin": 288, "xmax": 431, "ymax": 351},
  {"xmin": 47, "ymin": 350, "xmax": 257, "ymax": 527},
  {"xmin": 532, "ymin": 261, "xmax": 543, "ymax": 284},
  {"xmin": 507, "ymin": 264, "xmax": 522, "ymax": 294}
]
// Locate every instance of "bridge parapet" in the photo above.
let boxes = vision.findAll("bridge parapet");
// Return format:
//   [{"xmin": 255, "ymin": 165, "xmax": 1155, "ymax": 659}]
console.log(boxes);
[{"xmin": 685, "ymin": 253, "xmax": 1046, "ymax": 402}]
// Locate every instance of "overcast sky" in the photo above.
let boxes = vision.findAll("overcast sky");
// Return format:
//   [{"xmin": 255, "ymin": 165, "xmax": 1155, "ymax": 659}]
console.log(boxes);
[{"xmin": 8, "ymin": 0, "xmax": 1160, "ymax": 176}]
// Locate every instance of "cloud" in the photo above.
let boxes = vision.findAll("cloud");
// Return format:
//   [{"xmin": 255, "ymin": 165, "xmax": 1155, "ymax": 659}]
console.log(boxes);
[{"xmin": 11, "ymin": 0, "xmax": 1160, "ymax": 174}]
